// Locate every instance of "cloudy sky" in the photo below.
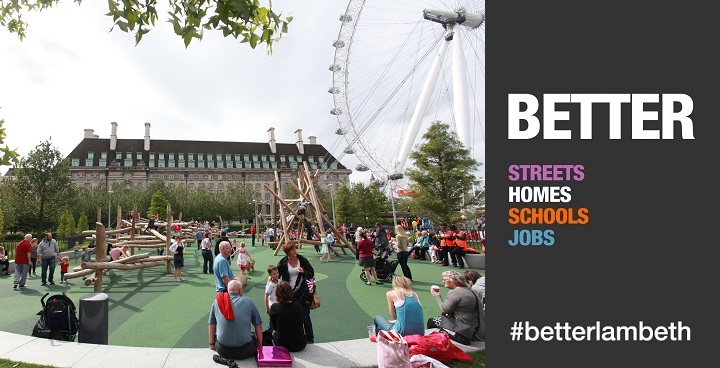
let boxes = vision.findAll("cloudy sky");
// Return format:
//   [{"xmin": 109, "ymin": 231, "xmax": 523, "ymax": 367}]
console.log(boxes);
[{"xmin": 0, "ymin": 0, "xmax": 485, "ymax": 186}]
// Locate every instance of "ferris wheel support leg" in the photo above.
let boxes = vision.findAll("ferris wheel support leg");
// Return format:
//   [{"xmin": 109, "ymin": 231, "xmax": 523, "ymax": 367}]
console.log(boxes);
[
  {"xmin": 394, "ymin": 35, "xmax": 451, "ymax": 175},
  {"xmin": 452, "ymin": 27, "xmax": 472, "ymax": 150}
]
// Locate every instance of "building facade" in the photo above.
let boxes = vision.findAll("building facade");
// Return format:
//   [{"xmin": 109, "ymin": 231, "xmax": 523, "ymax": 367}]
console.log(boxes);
[{"xmin": 64, "ymin": 123, "xmax": 350, "ymax": 215}]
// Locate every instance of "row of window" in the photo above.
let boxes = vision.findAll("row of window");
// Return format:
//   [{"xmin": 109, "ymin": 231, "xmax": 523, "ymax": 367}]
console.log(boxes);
[
  {"xmin": 70, "ymin": 172, "xmax": 340, "ymax": 181},
  {"xmin": 73, "ymin": 158, "xmax": 336, "ymax": 170},
  {"xmin": 80, "ymin": 152, "xmax": 327, "ymax": 164},
  {"xmin": 90, "ymin": 151, "xmax": 323, "ymax": 162}
]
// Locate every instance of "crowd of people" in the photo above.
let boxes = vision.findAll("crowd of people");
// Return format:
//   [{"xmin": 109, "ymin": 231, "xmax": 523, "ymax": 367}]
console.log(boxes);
[{"xmin": 5, "ymin": 216, "xmax": 485, "ymax": 366}]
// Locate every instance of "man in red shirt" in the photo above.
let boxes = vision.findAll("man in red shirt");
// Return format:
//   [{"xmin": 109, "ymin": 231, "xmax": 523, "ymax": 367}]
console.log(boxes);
[
  {"xmin": 250, "ymin": 225, "xmax": 256, "ymax": 247},
  {"xmin": 14, "ymin": 234, "xmax": 33, "ymax": 289}
]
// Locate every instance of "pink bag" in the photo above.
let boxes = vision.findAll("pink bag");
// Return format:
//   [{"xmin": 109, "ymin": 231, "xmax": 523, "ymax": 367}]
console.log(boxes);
[
  {"xmin": 376, "ymin": 330, "xmax": 412, "ymax": 368},
  {"xmin": 256, "ymin": 345, "xmax": 292, "ymax": 367}
]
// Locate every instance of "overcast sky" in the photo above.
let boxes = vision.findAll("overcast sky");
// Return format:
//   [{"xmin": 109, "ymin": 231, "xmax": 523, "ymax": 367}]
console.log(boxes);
[{"xmin": 0, "ymin": 0, "xmax": 485, "ymax": 186}]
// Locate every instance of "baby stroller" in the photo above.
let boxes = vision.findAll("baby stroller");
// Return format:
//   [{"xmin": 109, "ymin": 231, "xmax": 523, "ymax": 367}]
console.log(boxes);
[
  {"xmin": 31, "ymin": 293, "xmax": 79, "ymax": 342},
  {"xmin": 360, "ymin": 243, "xmax": 399, "ymax": 283}
]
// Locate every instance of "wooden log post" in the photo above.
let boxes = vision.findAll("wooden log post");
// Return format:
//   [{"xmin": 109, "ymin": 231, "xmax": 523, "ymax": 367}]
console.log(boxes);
[
  {"xmin": 94, "ymin": 222, "xmax": 107, "ymax": 293},
  {"xmin": 116, "ymin": 205, "xmax": 122, "ymax": 231},
  {"xmin": 166, "ymin": 203, "xmax": 172, "ymax": 273},
  {"xmin": 131, "ymin": 205, "xmax": 137, "ymax": 251},
  {"xmin": 96, "ymin": 207, "xmax": 102, "ymax": 224}
]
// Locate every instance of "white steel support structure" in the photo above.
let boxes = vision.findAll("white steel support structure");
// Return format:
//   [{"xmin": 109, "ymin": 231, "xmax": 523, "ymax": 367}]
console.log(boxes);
[{"xmin": 393, "ymin": 32, "xmax": 451, "ymax": 176}]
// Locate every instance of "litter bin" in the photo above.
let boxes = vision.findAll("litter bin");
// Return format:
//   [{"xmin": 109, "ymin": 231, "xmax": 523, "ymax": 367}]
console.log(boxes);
[{"xmin": 79, "ymin": 292, "xmax": 109, "ymax": 344}]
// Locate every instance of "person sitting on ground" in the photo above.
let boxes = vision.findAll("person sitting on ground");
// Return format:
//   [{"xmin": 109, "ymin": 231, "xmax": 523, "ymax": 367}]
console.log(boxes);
[
  {"xmin": 464, "ymin": 270, "xmax": 485, "ymax": 304},
  {"xmin": 270, "ymin": 281, "xmax": 307, "ymax": 352},
  {"xmin": 464, "ymin": 269, "xmax": 486, "ymax": 338},
  {"xmin": 427, "ymin": 270, "xmax": 482, "ymax": 341},
  {"xmin": 373, "ymin": 275, "xmax": 425, "ymax": 337},
  {"xmin": 208, "ymin": 279, "xmax": 263, "ymax": 364}
]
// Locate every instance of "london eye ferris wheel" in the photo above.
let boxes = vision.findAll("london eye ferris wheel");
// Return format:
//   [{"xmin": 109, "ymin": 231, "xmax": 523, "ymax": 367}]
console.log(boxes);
[{"xmin": 329, "ymin": 0, "xmax": 485, "ymax": 187}]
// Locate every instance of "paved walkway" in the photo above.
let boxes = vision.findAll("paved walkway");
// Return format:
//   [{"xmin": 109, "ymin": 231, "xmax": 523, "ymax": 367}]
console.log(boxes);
[{"xmin": 0, "ymin": 330, "xmax": 484, "ymax": 368}]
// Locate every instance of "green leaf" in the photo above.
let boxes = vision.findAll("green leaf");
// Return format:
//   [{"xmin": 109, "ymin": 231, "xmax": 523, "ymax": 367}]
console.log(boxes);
[{"xmin": 117, "ymin": 20, "xmax": 128, "ymax": 32}]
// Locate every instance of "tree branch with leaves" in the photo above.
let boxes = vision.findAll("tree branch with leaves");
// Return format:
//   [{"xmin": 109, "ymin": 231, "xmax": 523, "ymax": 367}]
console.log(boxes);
[
  {"xmin": 0, "ymin": 116, "xmax": 20, "ymax": 166},
  {"xmin": 1, "ymin": 0, "xmax": 292, "ymax": 50}
]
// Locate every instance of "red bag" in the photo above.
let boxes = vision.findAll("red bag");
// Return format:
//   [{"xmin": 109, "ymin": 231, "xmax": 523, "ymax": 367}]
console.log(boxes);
[{"xmin": 404, "ymin": 332, "xmax": 473, "ymax": 363}]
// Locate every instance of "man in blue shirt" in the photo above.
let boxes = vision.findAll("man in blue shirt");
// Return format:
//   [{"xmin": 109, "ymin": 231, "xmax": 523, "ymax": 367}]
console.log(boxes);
[
  {"xmin": 208, "ymin": 279, "xmax": 263, "ymax": 361},
  {"xmin": 214, "ymin": 241, "xmax": 234, "ymax": 293},
  {"xmin": 196, "ymin": 228, "xmax": 204, "ymax": 250}
]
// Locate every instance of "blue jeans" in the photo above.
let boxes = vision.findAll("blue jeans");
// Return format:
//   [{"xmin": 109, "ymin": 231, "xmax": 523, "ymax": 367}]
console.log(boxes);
[
  {"xmin": 41, "ymin": 257, "xmax": 56, "ymax": 284},
  {"xmin": 374, "ymin": 315, "xmax": 394, "ymax": 332}
]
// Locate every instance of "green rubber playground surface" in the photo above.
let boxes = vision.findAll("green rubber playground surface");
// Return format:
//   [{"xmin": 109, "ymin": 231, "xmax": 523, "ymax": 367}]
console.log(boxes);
[{"xmin": 0, "ymin": 239, "xmax": 485, "ymax": 348}]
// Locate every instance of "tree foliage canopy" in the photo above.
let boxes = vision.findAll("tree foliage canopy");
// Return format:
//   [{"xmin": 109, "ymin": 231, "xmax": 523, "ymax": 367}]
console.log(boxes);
[
  {"xmin": 406, "ymin": 121, "xmax": 482, "ymax": 225},
  {"xmin": 148, "ymin": 190, "xmax": 170, "ymax": 220},
  {"xmin": 1, "ymin": 0, "xmax": 292, "ymax": 49},
  {"xmin": 8, "ymin": 139, "xmax": 73, "ymax": 232}
]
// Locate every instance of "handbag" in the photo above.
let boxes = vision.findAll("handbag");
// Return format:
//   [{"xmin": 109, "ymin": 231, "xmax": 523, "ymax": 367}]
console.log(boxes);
[
  {"xmin": 376, "ymin": 330, "xmax": 412, "ymax": 368},
  {"xmin": 293, "ymin": 275, "xmax": 317, "ymax": 307},
  {"xmin": 404, "ymin": 332, "xmax": 473, "ymax": 364},
  {"xmin": 438, "ymin": 292, "xmax": 482, "ymax": 345},
  {"xmin": 256, "ymin": 345, "xmax": 292, "ymax": 367},
  {"xmin": 309, "ymin": 293, "xmax": 321, "ymax": 309}
]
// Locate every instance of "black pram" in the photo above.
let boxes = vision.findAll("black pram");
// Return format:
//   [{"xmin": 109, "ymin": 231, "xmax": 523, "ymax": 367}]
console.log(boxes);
[
  {"xmin": 31, "ymin": 293, "xmax": 79, "ymax": 342},
  {"xmin": 360, "ymin": 242, "xmax": 399, "ymax": 282}
]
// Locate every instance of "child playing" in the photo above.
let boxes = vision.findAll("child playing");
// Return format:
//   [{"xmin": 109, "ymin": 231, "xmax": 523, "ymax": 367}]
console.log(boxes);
[
  {"xmin": 231, "ymin": 239, "xmax": 238, "ymax": 260},
  {"xmin": 319, "ymin": 232, "xmax": 332, "ymax": 262},
  {"xmin": 264, "ymin": 265, "xmax": 280, "ymax": 333},
  {"xmin": 170, "ymin": 234, "xmax": 186, "ymax": 282},
  {"xmin": 60, "ymin": 256, "xmax": 70, "ymax": 283},
  {"xmin": 80, "ymin": 246, "xmax": 93, "ymax": 265},
  {"xmin": 232, "ymin": 242, "xmax": 252, "ymax": 275},
  {"xmin": 73, "ymin": 241, "xmax": 80, "ymax": 264}
]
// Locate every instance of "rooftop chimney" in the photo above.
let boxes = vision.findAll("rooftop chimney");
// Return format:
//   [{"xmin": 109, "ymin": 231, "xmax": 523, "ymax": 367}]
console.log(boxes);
[
  {"xmin": 84, "ymin": 129, "xmax": 98, "ymax": 139},
  {"xmin": 110, "ymin": 121, "xmax": 118, "ymax": 150},
  {"xmin": 294, "ymin": 129, "xmax": 304, "ymax": 155},
  {"xmin": 308, "ymin": 136, "xmax": 317, "ymax": 145},
  {"xmin": 268, "ymin": 127, "xmax": 277, "ymax": 154},
  {"xmin": 144, "ymin": 122, "xmax": 151, "ymax": 151}
]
